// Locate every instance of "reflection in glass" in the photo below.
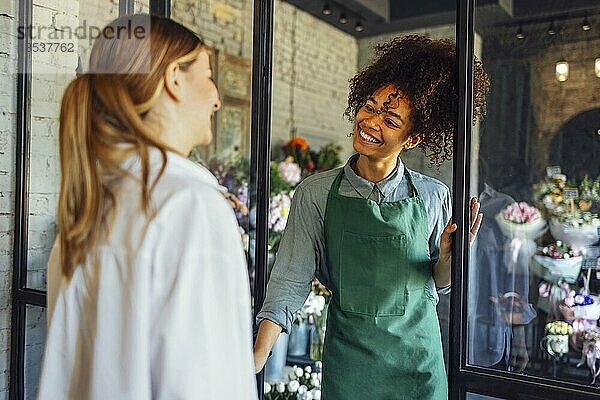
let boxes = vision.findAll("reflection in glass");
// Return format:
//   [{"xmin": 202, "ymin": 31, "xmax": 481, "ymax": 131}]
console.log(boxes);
[{"xmin": 469, "ymin": 0, "xmax": 600, "ymax": 387}]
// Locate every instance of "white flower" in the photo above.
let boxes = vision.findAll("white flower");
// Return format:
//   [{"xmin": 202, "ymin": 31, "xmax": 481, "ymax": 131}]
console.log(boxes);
[
  {"xmin": 304, "ymin": 392, "xmax": 314, "ymax": 400},
  {"xmin": 264, "ymin": 382, "xmax": 271, "ymax": 394},
  {"xmin": 278, "ymin": 160, "xmax": 302, "ymax": 185},
  {"xmin": 310, "ymin": 378, "xmax": 320, "ymax": 387},
  {"xmin": 304, "ymin": 366, "xmax": 312, "ymax": 374},
  {"xmin": 311, "ymin": 372, "xmax": 318, "ymax": 380},
  {"xmin": 317, "ymin": 372, "xmax": 322, "ymax": 381},
  {"xmin": 315, "ymin": 361, "xmax": 322, "ymax": 370},
  {"xmin": 295, "ymin": 366, "xmax": 304, "ymax": 377},
  {"xmin": 312, "ymin": 389, "xmax": 322, "ymax": 400},
  {"xmin": 304, "ymin": 373, "xmax": 311, "ymax": 379},
  {"xmin": 276, "ymin": 383, "xmax": 286, "ymax": 393},
  {"xmin": 298, "ymin": 385, "xmax": 308, "ymax": 394},
  {"xmin": 288, "ymin": 380, "xmax": 300, "ymax": 392}
]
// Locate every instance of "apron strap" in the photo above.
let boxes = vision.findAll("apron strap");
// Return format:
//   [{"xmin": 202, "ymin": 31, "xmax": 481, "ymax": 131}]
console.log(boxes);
[
  {"xmin": 329, "ymin": 168, "xmax": 345, "ymax": 197},
  {"xmin": 404, "ymin": 168, "xmax": 420, "ymax": 198}
]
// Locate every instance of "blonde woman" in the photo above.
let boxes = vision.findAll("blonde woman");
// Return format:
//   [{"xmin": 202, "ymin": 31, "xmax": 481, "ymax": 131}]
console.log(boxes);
[{"xmin": 37, "ymin": 15, "xmax": 257, "ymax": 400}]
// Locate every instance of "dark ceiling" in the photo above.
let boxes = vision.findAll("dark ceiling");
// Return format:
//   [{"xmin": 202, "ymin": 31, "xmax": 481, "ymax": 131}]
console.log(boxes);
[{"xmin": 282, "ymin": 0, "xmax": 600, "ymax": 37}]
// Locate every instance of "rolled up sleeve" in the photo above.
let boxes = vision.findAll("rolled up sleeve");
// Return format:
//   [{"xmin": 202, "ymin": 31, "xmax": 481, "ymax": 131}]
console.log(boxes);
[{"xmin": 256, "ymin": 184, "xmax": 324, "ymax": 333}]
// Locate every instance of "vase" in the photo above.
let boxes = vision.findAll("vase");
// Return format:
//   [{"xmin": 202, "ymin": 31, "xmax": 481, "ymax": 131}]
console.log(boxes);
[
  {"xmin": 287, "ymin": 321, "xmax": 310, "ymax": 356},
  {"xmin": 541, "ymin": 334, "xmax": 569, "ymax": 357},
  {"xmin": 264, "ymin": 333, "xmax": 289, "ymax": 383}
]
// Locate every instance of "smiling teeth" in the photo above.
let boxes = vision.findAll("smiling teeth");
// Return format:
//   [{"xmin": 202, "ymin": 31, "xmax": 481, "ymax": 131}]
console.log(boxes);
[{"xmin": 360, "ymin": 130, "xmax": 380, "ymax": 143}]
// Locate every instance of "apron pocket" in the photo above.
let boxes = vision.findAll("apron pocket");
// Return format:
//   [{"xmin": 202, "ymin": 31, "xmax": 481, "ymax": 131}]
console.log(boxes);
[{"xmin": 339, "ymin": 231, "xmax": 407, "ymax": 316}]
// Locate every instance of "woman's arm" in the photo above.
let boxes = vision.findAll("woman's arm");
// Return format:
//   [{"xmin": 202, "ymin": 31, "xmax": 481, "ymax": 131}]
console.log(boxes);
[
  {"xmin": 254, "ymin": 183, "xmax": 325, "ymax": 372},
  {"xmin": 253, "ymin": 320, "xmax": 283, "ymax": 373}
]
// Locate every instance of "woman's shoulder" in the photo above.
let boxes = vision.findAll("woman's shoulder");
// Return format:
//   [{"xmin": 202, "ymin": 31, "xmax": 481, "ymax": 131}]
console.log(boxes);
[
  {"xmin": 297, "ymin": 167, "xmax": 341, "ymax": 190},
  {"xmin": 406, "ymin": 168, "xmax": 450, "ymax": 198}
]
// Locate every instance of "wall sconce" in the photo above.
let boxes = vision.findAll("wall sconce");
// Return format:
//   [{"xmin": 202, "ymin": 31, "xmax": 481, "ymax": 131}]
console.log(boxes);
[
  {"xmin": 555, "ymin": 60, "xmax": 569, "ymax": 82},
  {"xmin": 595, "ymin": 58, "xmax": 600, "ymax": 78}
]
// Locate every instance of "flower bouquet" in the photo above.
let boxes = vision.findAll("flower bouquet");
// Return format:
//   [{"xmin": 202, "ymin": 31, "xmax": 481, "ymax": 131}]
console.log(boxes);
[
  {"xmin": 496, "ymin": 202, "xmax": 547, "ymax": 238},
  {"xmin": 559, "ymin": 292, "xmax": 600, "ymax": 321},
  {"xmin": 577, "ymin": 329, "xmax": 600, "ymax": 384},
  {"xmin": 532, "ymin": 241, "xmax": 583, "ymax": 283},
  {"xmin": 549, "ymin": 211, "xmax": 600, "ymax": 250},
  {"xmin": 541, "ymin": 321, "xmax": 573, "ymax": 357},
  {"xmin": 496, "ymin": 202, "xmax": 546, "ymax": 274},
  {"xmin": 264, "ymin": 364, "xmax": 322, "ymax": 400}
]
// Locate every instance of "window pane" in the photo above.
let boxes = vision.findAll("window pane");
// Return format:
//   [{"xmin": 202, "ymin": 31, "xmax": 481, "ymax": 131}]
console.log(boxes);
[
  {"xmin": 27, "ymin": 0, "xmax": 119, "ymax": 290},
  {"xmin": 24, "ymin": 305, "xmax": 47, "ymax": 400},
  {"xmin": 466, "ymin": 393, "xmax": 505, "ymax": 400},
  {"xmin": 468, "ymin": 0, "xmax": 600, "ymax": 387},
  {"xmin": 170, "ymin": 0, "xmax": 256, "ymax": 298}
]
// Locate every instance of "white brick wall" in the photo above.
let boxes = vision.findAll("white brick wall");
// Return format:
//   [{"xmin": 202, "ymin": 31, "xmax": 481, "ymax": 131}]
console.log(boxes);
[{"xmin": 271, "ymin": 0, "xmax": 357, "ymax": 160}]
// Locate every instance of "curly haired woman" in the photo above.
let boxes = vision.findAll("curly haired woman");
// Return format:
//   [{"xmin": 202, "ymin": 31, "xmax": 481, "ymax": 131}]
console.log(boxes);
[{"xmin": 254, "ymin": 35, "xmax": 490, "ymax": 399}]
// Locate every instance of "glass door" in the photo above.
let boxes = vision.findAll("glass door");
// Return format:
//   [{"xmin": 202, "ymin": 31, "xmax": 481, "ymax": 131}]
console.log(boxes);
[{"xmin": 454, "ymin": 0, "xmax": 600, "ymax": 398}]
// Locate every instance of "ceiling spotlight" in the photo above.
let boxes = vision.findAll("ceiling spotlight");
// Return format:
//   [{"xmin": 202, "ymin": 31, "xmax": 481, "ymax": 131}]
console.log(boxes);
[
  {"xmin": 354, "ymin": 21, "xmax": 364, "ymax": 32},
  {"xmin": 547, "ymin": 22, "xmax": 556, "ymax": 35},
  {"xmin": 322, "ymin": 4, "xmax": 332, "ymax": 16},
  {"xmin": 339, "ymin": 13, "xmax": 348, "ymax": 24},
  {"xmin": 516, "ymin": 27, "xmax": 525, "ymax": 39},
  {"xmin": 582, "ymin": 17, "xmax": 591, "ymax": 31}
]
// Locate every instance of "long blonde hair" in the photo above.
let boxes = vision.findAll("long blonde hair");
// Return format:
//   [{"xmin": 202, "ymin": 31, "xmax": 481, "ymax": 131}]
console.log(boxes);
[{"xmin": 58, "ymin": 15, "xmax": 203, "ymax": 277}]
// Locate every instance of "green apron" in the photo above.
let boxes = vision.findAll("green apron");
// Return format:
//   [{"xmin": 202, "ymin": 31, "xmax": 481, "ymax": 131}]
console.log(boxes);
[{"xmin": 321, "ymin": 168, "xmax": 447, "ymax": 400}]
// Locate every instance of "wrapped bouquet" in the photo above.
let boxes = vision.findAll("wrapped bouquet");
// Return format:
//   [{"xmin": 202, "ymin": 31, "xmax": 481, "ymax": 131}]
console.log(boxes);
[
  {"xmin": 496, "ymin": 202, "xmax": 546, "ymax": 238},
  {"xmin": 549, "ymin": 211, "xmax": 600, "ymax": 250},
  {"xmin": 532, "ymin": 241, "xmax": 583, "ymax": 283}
]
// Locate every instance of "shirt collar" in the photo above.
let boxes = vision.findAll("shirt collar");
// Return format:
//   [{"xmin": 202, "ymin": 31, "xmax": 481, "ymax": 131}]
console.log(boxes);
[{"xmin": 343, "ymin": 153, "xmax": 405, "ymax": 200}]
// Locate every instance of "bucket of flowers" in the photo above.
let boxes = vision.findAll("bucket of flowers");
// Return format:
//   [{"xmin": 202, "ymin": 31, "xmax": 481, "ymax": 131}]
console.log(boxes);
[
  {"xmin": 532, "ymin": 241, "xmax": 583, "ymax": 283},
  {"xmin": 264, "ymin": 364, "xmax": 322, "ymax": 400}
]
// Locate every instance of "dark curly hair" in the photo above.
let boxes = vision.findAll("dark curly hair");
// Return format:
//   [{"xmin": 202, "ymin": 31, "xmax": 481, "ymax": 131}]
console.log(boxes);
[{"xmin": 346, "ymin": 35, "xmax": 490, "ymax": 167}]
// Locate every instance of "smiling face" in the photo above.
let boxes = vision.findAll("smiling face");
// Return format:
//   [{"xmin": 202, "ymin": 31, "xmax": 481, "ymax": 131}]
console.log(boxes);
[{"xmin": 352, "ymin": 84, "xmax": 422, "ymax": 162}]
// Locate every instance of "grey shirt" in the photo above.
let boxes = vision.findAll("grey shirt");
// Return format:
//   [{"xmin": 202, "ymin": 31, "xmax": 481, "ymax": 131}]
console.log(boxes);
[{"xmin": 257, "ymin": 154, "xmax": 452, "ymax": 333}]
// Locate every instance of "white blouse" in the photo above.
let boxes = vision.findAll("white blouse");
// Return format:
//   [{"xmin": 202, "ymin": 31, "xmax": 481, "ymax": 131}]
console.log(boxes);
[{"xmin": 38, "ymin": 150, "xmax": 257, "ymax": 400}]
